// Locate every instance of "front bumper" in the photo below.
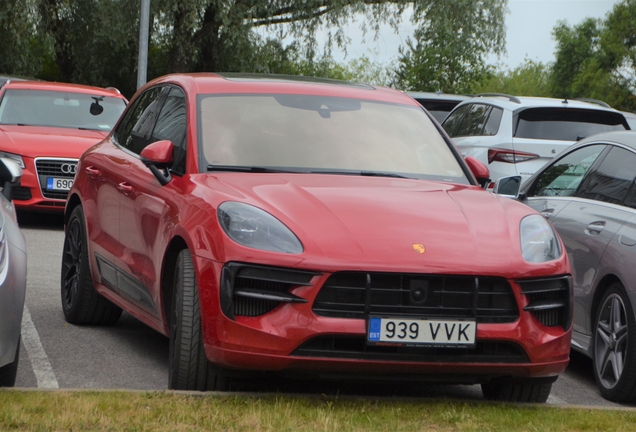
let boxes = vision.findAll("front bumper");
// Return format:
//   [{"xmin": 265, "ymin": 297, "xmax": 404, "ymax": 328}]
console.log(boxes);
[
  {"xmin": 193, "ymin": 257, "xmax": 572, "ymax": 383},
  {"xmin": 12, "ymin": 158, "xmax": 75, "ymax": 212},
  {"xmin": 0, "ymin": 240, "xmax": 27, "ymax": 368}
]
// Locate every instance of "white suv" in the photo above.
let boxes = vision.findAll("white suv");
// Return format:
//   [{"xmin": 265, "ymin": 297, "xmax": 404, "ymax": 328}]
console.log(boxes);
[{"xmin": 441, "ymin": 94, "xmax": 630, "ymax": 185}]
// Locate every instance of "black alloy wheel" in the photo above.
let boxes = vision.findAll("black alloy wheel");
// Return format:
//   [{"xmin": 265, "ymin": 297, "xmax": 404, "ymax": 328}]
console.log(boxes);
[
  {"xmin": 593, "ymin": 283, "xmax": 636, "ymax": 402},
  {"xmin": 60, "ymin": 205, "xmax": 122, "ymax": 325},
  {"xmin": 168, "ymin": 249, "xmax": 228, "ymax": 391}
]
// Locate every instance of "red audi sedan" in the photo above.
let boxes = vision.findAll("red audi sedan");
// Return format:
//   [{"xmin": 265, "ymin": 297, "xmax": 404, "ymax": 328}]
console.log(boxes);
[
  {"xmin": 0, "ymin": 80, "xmax": 127, "ymax": 211},
  {"xmin": 61, "ymin": 73, "xmax": 572, "ymax": 402}
]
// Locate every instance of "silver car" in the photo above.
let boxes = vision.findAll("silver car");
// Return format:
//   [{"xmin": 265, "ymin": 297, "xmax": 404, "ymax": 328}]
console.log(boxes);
[
  {"xmin": 498, "ymin": 130, "xmax": 636, "ymax": 403},
  {"xmin": 0, "ymin": 158, "xmax": 26, "ymax": 387}
]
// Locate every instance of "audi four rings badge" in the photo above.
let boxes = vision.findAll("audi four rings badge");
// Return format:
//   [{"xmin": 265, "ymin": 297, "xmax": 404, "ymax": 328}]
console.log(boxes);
[{"xmin": 61, "ymin": 163, "xmax": 77, "ymax": 174}]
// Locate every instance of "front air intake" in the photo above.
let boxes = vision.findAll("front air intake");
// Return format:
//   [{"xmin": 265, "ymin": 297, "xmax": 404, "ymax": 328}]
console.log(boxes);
[
  {"xmin": 220, "ymin": 263, "xmax": 321, "ymax": 319},
  {"xmin": 518, "ymin": 276, "xmax": 572, "ymax": 330}
]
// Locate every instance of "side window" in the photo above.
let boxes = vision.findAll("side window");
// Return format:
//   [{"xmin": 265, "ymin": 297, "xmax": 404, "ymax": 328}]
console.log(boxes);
[
  {"xmin": 113, "ymin": 86, "xmax": 165, "ymax": 154},
  {"xmin": 453, "ymin": 104, "xmax": 491, "ymax": 137},
  {"xmin": 529, "ymin": 145, "xmax": 606, "ymax": 197},
  {"xmin": 577, "ymin": 146, "xmax": 636, "ymax": 205},
  {"xmin": 151, "ymin": 87, "xmax": 187, "ymax": 174},
  {"xmin": 442, "ymin": 104, "xmax": 470, "ymax": 136},
  {"xmin": 483, "ymin": 107, "xmax": 503, "ymax": 136},
  {"xmin": 443, "ymin": 104, "xmax": 499, "ymax": 138}
]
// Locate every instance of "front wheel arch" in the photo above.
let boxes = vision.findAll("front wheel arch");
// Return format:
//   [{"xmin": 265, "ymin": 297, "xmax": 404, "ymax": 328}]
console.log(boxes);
[{"xmin": 161, "ymin": 236, "xmax": 188, "ymax": 330}]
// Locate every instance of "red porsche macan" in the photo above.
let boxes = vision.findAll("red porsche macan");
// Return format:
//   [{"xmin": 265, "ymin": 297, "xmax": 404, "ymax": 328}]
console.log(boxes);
[
  {"xmin": 0, "ymin": 80, "xmax": 127, "ymax": 211},
  {"xmin": 61, "ymin": 73, "xmax": 572, "ymax": 402}
]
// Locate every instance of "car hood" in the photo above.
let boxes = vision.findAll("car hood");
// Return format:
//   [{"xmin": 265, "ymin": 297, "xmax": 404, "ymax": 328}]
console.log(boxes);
[
  {"xmin": 200, "ymin": 174, "xmax": 535, "ymax": 276},
  {"xmin": 0, "ymin": 125, "xmax": 107, "ymax": 158}
]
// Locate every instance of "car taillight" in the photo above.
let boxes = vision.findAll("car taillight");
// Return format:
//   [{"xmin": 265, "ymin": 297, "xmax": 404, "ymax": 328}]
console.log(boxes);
[{"xmin": 488, "ymin": 148, "xmax": 540, "ymax": 164}]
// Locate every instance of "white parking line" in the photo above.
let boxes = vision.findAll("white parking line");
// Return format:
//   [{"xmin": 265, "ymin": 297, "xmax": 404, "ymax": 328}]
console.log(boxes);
[
  {"xmin": 547, "ymin": 394, "xmax": 566, "ymax": 404},
  {"xmin": 21, "ymin": 306, "xmax": 59, "ymax": 388}
]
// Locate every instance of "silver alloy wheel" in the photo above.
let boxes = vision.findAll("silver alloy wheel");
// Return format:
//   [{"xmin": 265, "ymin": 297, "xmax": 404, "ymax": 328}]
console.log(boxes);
[{"xmin": 595, "ymin": 293, "xmax": 629, "ymax": 390}]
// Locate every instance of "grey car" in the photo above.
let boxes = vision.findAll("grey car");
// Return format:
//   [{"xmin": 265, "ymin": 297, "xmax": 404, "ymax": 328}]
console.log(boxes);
[
  {"xmin": 498, "ymin": 130, "xmax": 636, "ymax": 403},
  {"xmin": 0, "ymin": 158, "xmax": 26, "ymax": 387}
]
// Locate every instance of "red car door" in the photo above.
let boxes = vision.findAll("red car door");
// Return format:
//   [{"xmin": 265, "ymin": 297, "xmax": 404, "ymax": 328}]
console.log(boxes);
[{"xmin": 117, "ymin": 86, "xmax": 188, "ymax": 325}]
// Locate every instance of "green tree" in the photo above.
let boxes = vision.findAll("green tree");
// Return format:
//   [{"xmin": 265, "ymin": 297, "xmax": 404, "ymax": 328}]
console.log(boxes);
[
  {"xmin": 392, "ymin": 0, "xmax": 508, "ymax": 93},
  {"xmin": 549, "ymin": 1, "xmax": 636, "ymax": 110},
  {"xmin": 10, "ymin": 0, "xmax": 507, "ymax": 98},
  {"xmin": 549, "ymin": 18, "xmax": 601, "ymax": 98},
  {"xmin": 0, "ymin": 0, "xmax": 51, "ymax": 78},
  {"xmin": 475, "ymin": 59, "xmax": 551, "ymax": 96}
]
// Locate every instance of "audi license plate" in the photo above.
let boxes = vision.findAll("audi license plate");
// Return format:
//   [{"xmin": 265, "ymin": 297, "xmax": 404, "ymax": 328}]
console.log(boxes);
[
  {"xmin": 47, "ymin": 177, "xmax": 74, "ymax": 191},
  {"xmin": 367, "ymin": 317, "xmax": 476, "ymax": 346}
]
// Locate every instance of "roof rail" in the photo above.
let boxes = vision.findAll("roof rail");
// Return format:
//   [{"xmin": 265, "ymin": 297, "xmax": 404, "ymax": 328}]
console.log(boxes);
[
  {"xmin": 475, "ymin": 93, "xmax": 521, "ymax": 104},
  {"xmin": 105, "ymin": 86, "xmax": 121, "ymax": 94},
  {"xmin": 573, "ymin": 98, "xmax": 611, "ymax": 108}
]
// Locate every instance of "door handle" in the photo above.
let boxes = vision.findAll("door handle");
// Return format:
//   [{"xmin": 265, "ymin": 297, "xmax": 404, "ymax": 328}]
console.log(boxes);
[
  {"xmin": 85, "ymin": 166, "xmax": 100, "ymax": 179},
  {"xmin": 117, "ymin": 182, "xmax": 133, "ymax": 196},
  {"xmin": 540, "ymin": 208, "xmax": 555, "ymax": 219},
  {"xmin": 585, "ymin": 221, "xmax": 606, "ymax": 235}
]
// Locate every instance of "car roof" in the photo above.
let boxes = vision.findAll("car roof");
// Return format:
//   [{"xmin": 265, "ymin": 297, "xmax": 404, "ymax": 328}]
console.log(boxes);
[
  {"xmin": 141, "ymin": 73, "xmax": 420, "ymax": 106},
  {"xmin": 405, "ymin": 91, "xmax": 469, "ymax": 102},
  {"xmin": 576, "ymin": 130, "xmax": 636, "ymax": 150},
  {"xmin": 456, "ymin": 94, "xmax": 622, "ymax": 113},
  {"xmin": 2, "ymin": 80, "xmax": 125, "ymax": 98}
]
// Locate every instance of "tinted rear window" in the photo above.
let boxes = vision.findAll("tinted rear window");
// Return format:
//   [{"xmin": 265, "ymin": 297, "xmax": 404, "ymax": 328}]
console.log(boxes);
[
  {"xmin": 415, "ymin": 100, "xmax": 461, "ymax": 122},
  {"xmin": 514, "ymin": 108, "xmax": 627, "ymax": 141}
]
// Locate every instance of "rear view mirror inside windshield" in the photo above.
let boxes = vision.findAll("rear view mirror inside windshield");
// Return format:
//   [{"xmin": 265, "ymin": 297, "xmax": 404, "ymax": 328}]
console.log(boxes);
[{"xmin": 274, "ymin": 95, "xmax": 361, "ymax": 114}]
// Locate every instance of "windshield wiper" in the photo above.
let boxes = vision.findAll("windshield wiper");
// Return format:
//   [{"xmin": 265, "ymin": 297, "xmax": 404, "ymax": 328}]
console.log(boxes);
[
  {"xmin": 309, "ymin": 169, "xmax": 413, "ymax": 179},
  {"xmin": 206, "ymin": 165, "xmax": 297, "ymax": 173}
]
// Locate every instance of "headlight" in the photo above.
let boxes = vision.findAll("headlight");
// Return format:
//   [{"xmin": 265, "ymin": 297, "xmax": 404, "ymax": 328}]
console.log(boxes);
[
  {"xmin": 217, "ymin": 202, "xmax": 303, "ymax": 254},
  {"xmin": 0, "ymin": 152, "xmax": 25, "ymax": 169},
  {"xmin": 520, "ymin": 214, "xmax": 562, "ymax": 263}
]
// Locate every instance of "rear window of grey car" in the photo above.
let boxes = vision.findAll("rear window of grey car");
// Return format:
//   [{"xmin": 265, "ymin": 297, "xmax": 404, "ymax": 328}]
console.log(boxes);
[
  {"xmin": 442, "ymin": 103, "xmax": 503, "ymax": 137},
  {"xmin": 514, "ymin": 108, "xmax": 627, "ymax": 141}
]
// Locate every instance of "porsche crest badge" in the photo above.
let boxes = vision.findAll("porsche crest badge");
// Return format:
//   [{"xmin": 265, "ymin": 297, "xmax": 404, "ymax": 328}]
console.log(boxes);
[{"xmin": 412, "ymin": 244, "xmax": 426, "ymax": 254}]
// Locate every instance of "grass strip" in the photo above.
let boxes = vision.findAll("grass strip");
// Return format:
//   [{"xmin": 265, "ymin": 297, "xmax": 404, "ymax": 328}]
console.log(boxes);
[{"xmin": 1, "ymin": 389, "xmax": 636, "ymax": 431}]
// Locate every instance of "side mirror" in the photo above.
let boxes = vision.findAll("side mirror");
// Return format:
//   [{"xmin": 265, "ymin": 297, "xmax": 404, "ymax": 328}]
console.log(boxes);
[
  {"xmin": 464, "ymin": 156, "xmax": 491, "ymax": 189},
  {"xmin": 493, "ymin": 175, "xmax": 522, "ymax": 198},
  {"xmin": 0, "ymin": 158, "xmax": 22, "ymax": 201},
  {"xmin": 140, "ymin": 140, "xmax": 174, "ymax": 186}
]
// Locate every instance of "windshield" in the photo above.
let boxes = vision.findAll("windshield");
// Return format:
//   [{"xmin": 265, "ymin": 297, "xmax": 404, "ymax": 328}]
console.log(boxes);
[
  {"xmin": 0, "ymin": 89, "xmax": 126, "ymax": 131},
  {"xmin": 198, "ymin": 94, "xmax": 468, "ymax": 183}
]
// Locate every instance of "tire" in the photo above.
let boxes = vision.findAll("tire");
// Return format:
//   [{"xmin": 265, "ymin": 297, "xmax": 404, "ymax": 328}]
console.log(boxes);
[
  {"xmin": 60, "ymin": 205, "xmax": 122, "ymax": 325},
  {"xmin": 168, "ymin": 249, "xmax": 228, "ymax": 391},
  {"xmin": 593, "ymin": 283, "xmax": 636, "ymax": 403},
  {"xmin": 481, "ymin": 378, "xmax": 554, "ymax": 403},
  {"xmin": 0, "ymin": 337, "xmax": 20, "ymax": 387}
]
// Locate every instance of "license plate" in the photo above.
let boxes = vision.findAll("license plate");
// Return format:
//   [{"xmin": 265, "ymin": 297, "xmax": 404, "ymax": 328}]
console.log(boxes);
[
  {"xmin": 367, "ymin": 317, "xmax": 476, "ymax": 346},
  {"xmin": 47, "ymin": 177, "xmax": 74, "ymax": 191}
]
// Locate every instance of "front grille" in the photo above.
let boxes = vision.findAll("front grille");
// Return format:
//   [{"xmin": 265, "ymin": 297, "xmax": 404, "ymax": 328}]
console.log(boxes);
[
  {"xmin": 519, "ymin": 276, "xmax": 572, "ymax": 330},
  {"xmin": 35, "ymin": 159, "xmax": 77, "ymax": 200},
  {"xmin": 312, "ymin": 272, "xmax": 518, "ymax": 323},
  {"xmin": 220, "ymin": 263, "xmax": 321, "ymax": 319},
  {"xmin": 292, "ymin": 336, "xmax": 529, "ymax": 363}
]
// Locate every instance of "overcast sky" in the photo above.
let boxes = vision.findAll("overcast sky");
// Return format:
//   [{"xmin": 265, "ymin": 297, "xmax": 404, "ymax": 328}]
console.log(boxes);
[{"xmin": 325, "ymin": 0, "xmax": 623, "ymax": 70}]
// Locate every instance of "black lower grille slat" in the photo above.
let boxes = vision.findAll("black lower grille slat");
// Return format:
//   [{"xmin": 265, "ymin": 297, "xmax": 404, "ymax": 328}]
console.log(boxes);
[
  {"xmin": 313, "ymin": 272, "xmax": 519, "ymax": 323},
  {"xmin": 292, "ymin": 336, "xmax": 529, "ymax": 363}
]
